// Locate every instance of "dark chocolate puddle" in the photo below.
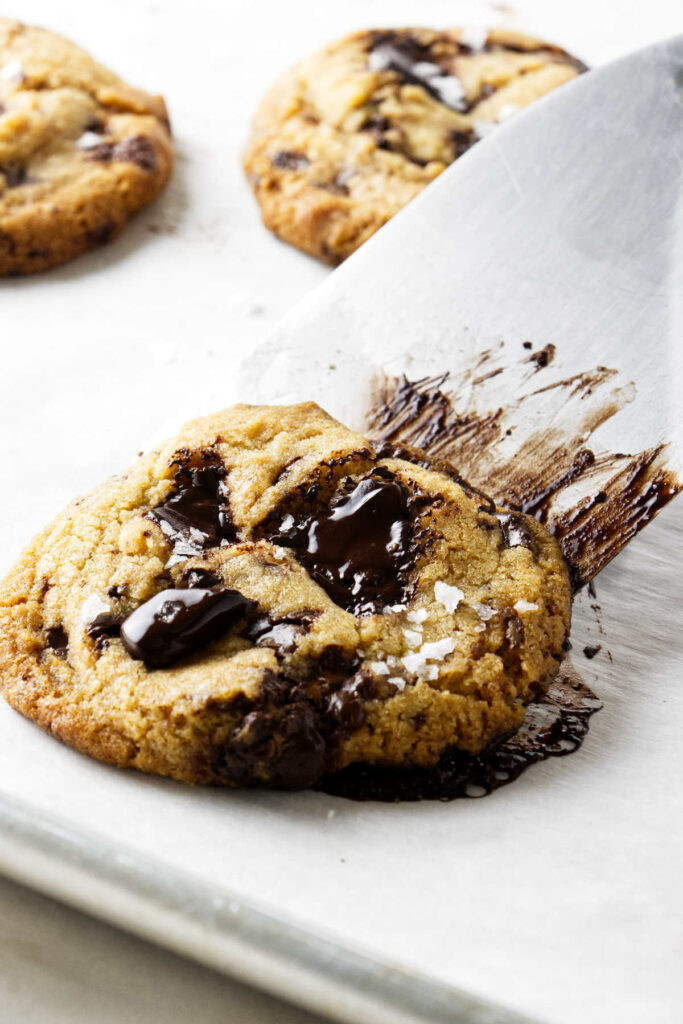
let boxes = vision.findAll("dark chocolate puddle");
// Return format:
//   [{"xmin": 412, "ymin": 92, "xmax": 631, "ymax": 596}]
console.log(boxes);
[
  {"xmin": 368, "ymin": 352, "xmax": 681, "ymax": 587},
  {"xmin": 318, "ymin": 660, "xmax": 601, "ymax": 801}
]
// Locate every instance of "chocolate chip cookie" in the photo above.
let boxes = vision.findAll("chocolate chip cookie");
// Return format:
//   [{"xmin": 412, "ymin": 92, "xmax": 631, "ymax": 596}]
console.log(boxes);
[
  {"xmin": 243, "ymin": 28, "xmax": 586, "ymax": 264},
  {"xmin": 0, "ymin": 403, "xmax": 571, "ymax": 790},
  {"xmin": 0, "ymin": 18, "xmax": 173, "ymax": 274}
]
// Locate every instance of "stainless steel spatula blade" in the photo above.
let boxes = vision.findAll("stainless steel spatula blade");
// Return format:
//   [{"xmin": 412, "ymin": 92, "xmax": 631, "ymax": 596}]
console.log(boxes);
[{"xmin": 236, "ymin": 35, "xmax": 683, "ymax": 583}]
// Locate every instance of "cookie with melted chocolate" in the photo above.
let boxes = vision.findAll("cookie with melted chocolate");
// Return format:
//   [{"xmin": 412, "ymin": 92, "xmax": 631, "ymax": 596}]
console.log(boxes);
[
  {"xmin": 243, "ymin": 27, "xmax": 585, "ymax": 264},
  {"xmin": 0, "ymin": 18, "xmax": 172, "ymax": 274},
  {"xmin": 0, "ymin": 403, "xmax": 571, "ymax": 790}
]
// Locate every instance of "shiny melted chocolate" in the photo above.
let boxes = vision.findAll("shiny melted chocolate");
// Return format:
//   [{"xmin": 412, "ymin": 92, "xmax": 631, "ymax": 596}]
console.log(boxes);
[
  {"xmin": 272, "ymin": 477, "xmax": 415, "ymax": 613},
  {"xmin": 147, "ymin": 451, "xmax": 235, "ymax": 559},
  {"xmin": 120, "ymin": 587, "xmax": 255, "ymax": 668},
  {"xmin": 318, "ymin": 664, "xmax": 601, "ymax": 801}
]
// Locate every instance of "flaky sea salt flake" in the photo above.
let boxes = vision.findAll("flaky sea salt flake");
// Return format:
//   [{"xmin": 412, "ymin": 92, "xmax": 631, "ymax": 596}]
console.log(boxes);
[
  {"xmin": 422, "ymin": 637, "xmax": 456, "ymax": 661},
  {"xmin": 407, "ymin": 608, "xmax": 428, "ymax": 624},
  {"xmin": 434, "ymin": 581, "xmax": 464, "ymax": 613},
  {"xmin": 403, "ymin": 628, "xmax": 423, "ymax": 647}
]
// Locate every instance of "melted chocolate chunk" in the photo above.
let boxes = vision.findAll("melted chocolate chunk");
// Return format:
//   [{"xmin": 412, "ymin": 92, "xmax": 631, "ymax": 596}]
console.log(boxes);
[
  {"xmin": 85, "ymin": 612, "xmax": 121, "ymax": 644},
  {"xmin": 272, "ymin": 150, "xmax": 309, "ymax": 170},
  {"xmin": 147, "ymin": 451, "xmax": 235, "ymax": 559},
  {"xmin": 210, "ymin": 654, "xmax": 362, "ymax": 790},
  {"xmin": 318, "ymin": 667, "xmax": 601, "ymax": 801},
  {"xmin": 45, "ymin": 625, "xmax": 68, "ymax": 658},
  {"xmin": 327, "ymin": 672, "xmax": 377, "ymax": 731},
  {"xmin": 271, "ymin": 476, "xmax": 415, "ymax": 613},
  {"xmin": 86, "ymin": 135, "xmax": 156, "ymax": 171},
  {"xmin": 243, "ymin": 612, "xmax": 313, "ymax": 655},
  {"xmin": 219, "ymin": 691, "xmax": 327, "ymax": 790},
  {"xmin": 120, "ymin": 587, "xmax": 255, "ymax": 668}
]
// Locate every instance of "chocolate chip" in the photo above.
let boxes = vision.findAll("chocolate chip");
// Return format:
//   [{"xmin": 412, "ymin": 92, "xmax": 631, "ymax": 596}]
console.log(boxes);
[
  {"xmin": 313, "ymin": 178, "xmax": 350, "ymax": 197},
  {"xmin": 85, "ymin": 221, "xmax": 115, "ymax": 247},
  {"xmin": 583, "ymin": 644, "xmax": 601, "ymax": 659},
  {"xmin": 85, "ymin": 612, "xmax": 122, "ymax": 650},
  {"xmin": 86, "ymin": 135, "xmax": 156, "ymax": 171},
  {"xmin": 451, "ymin": 130, "xmax": 475, "ymax": 159},
  {"xmin": 120, "ymin": 587, "xmax": 255, "ymax": 668},
  {"xmin": 495, "ymin": 511, "xmax": 538, "ymax": 553},
  {"xmin": 147, "ymin": 450, "xmax": 235, "ymax": 559},
  {"xmin": 45, "ymin": 625, "xmax": 68, "ymax": 658},
  {"xmin": 84, "ymin": 115, "xmax": 104, "ymax": 133},
  {"xmin": 271, "ymin": 150, "xmax": 309, "ymax": 170},
  {"xmin": 114, "ymin": 135, "xmax": 157, "ymax": 170},
  {"xmin": 184, "ymin": 567, "xmax": 222, "ymax": 589},
  {"xmin": 108, "ymin": 585, "xmax": 126, "ymax": 599},
  {"xmin": 269, "ymin": 475, "xmax": 416, "ymax": 613},
  {"xmin": 1, "ymin": 164, "xmax": 27, "ymax": 188},
  {"xmin": 503, "ymin": 610, "xmax": 524, "ymax": 649},
  {"xmin": 326, "ymin": 672, "xmax": 376, "ymax": 731}
]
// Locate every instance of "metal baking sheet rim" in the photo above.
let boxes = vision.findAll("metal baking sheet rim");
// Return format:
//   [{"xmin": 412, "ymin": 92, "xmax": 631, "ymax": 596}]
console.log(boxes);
[{"xmin": 0, "ymin": 792, "xmax": 540, "ymax": 1024}]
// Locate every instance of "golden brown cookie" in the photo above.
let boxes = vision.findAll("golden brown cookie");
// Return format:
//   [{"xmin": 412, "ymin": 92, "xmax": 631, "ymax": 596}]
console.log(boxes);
[
  {"xmin": 243, "ymin": 28, "xmax": 586, "ymax": 264},
  {"xmin": 0, "ymin": 18, "xmax": 173, "ymax": 274},
  {"xmin": 0, "ymin": 404, "xmax": 571, "ymax": 790}
]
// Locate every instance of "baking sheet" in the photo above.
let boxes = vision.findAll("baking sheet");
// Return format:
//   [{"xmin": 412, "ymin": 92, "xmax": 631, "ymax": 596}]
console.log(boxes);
[{"xmin": 1, "ymin": 2, "xmax": 682, "ymax": 1023}]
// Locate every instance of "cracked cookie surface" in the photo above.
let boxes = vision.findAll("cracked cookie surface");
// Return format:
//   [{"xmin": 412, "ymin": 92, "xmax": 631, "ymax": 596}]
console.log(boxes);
[
  {"xmin": 0, "ymin": 403, "xmax": 571, "ymax": 790},
  {"xmin": 0, "ymin": 18, "xmax": 172, "ymax": 274},
  {"xmin": 243, "ymin": 27, "xmax": 585, "ymax": 264}
]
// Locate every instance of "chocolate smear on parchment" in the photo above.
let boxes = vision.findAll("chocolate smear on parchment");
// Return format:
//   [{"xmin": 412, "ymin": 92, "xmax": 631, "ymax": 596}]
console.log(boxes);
[
  {"xmin": 368, "ymin": 345, "xmax": 680, "ymax": 587},
  {"xmin": 319, "ymin": 659, "xmax": 601, "ymax": 802}
]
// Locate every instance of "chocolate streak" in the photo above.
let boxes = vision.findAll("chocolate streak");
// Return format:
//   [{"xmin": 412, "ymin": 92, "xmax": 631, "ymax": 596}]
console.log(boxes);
[{"xmin": 369, "ymin": 358, "xmax": 680, "ymax": 587}]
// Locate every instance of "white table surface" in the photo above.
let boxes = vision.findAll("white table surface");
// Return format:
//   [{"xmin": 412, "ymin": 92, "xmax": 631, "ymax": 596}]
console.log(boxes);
[{"xmin": 1, "ymin": 1, "xmax": 681, "ymax": 1022}]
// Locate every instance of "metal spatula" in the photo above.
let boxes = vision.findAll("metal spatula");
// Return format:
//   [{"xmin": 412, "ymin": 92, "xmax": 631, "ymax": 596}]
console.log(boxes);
[{"xmin": 235, "ymin": 34, "xmax": 683, "ymax": 583}]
